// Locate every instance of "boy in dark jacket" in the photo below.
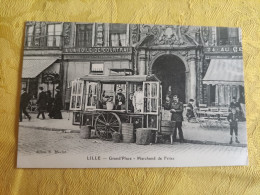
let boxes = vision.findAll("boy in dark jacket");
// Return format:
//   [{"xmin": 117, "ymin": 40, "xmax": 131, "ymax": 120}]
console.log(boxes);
[{"xmin": 227, "ymin": 107, "xmax": 240, "ymax": 144}]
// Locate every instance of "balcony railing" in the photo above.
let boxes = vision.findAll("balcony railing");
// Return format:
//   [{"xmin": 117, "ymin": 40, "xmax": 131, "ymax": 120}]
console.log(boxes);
[{"xmin": 24, "ymin": 35, "xmax": 63, "ymax": 49}]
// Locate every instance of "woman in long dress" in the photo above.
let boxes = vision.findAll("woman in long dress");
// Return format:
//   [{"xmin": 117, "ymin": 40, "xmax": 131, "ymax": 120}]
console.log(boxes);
[{"xmin": 49, "ymin": 87, "xmax": 63, "ymax": 119}]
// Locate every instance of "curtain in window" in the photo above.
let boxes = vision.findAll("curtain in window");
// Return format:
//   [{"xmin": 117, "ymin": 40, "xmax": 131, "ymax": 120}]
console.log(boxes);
[
  {"xmin": 27, "ymin": 26, "xmax": 34, "ymax": 46},
  {"xmin": 47, "ymin": 24, "xmax": 54, "ymax": 46},
  {"xmin": 119, "ymin": 34, "xmax": 126, "ymax": 46},
  {"xmin": 111, "ymin": 34, "xmax": 120, "ymax": 46}
]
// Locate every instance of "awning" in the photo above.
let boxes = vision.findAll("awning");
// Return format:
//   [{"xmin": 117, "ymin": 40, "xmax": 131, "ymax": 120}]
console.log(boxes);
[
  {"xmin": 22, "ymin": 58, "xmax": 58, "ymax": 78},
  {"xmin": 203, "ymin": 59, "xmax": 244, "ymax": 86},
  {"xmin": 80, "ymin": 74, "xmax": 161, "ymax": 82}
]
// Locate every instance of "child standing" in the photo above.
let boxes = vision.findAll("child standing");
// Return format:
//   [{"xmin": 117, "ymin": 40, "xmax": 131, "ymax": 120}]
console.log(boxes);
[{"xmin": 227, "ymin": 107, "xmax": 240, "ymax": 144}]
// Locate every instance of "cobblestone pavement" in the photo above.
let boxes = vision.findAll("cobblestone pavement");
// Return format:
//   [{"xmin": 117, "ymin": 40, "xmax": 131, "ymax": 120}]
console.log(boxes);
[
  {"xmin": 19, "ymin": 111, "xmax": 248, "ymax": 146},
  {"xmin": 17, "ymin": 127, "xmax": 248, "ymax": 168}
]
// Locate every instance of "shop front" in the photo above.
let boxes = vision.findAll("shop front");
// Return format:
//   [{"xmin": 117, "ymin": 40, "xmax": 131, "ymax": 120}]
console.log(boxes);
[
  {"xmin": 21, "ymin": 57, "xmax": 61, "ymax": 98},
  {"xmin": 203, "ymin": 46, "xmax": 244, "ymax": 107}
]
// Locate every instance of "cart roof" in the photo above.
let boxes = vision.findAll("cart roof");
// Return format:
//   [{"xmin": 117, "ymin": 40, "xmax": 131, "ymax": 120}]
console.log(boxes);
[{"xmin": 79, "ymin": 74, "xmax": 161, "ymax": 82}]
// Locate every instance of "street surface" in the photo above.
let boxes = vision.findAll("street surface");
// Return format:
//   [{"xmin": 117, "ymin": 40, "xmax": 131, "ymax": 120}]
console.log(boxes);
[{"xmin": 17, "ymin": 127, "xmax": 248, "ymax": 168}]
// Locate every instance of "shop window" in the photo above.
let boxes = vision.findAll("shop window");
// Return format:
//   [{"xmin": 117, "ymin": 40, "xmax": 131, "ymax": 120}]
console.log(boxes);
[
  {"xmin": 85, "ymin": 82, "xmax": 98, "ymax": 109},
  {"xmin": 217, "ymin": 27, "xmax": 229, "ymax": 45},
  {"xmin": 26, "ymin": 25, "xmax": 34, "ymax": 47},
  {"xmin": 70, "ymin": 80, "xmax": 84, "ymax": 110},
  {"xmin": 91, "ymin": 63, "xmax": 104, "ymax": 74},
  {"xmin": 47, "ymin": 23, "xmax": 62, "ymax": 47},
  {"xmin": 109, "ymin": 24, "xmax": 127, "ymax": 46},
  {"xmin": 76, "ymin": 24, "xmax": 93, "ymax": 47}
]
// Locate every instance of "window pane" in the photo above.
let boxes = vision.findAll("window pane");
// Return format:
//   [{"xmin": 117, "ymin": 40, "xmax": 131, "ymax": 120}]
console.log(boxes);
[
  {"xmin": 148, "ymin": 115, "xmax": 157, "ymax": 128},
  {"xmin": 71, "ymin": 96, "xmax": 76, "ymax": 108},
  {"xmin": 48, "ymin": 24, "xmax": 54, "ymax": 35},
  {"xmin": 76, "ymin": 96, "xmax": 81, "ymax": 108},
  {"xmin": 151, "ymin": 98, "xmax": 157, "ymax": 112},
  {"xmin": 76, "ymin": 24, "xmax": 92, "ymax": 47},
  {"xmin": 151, "ymin": 83, "xmax": 157, "ymax": 97},
  {"xmin": 72, "ymin": 82, "xmax": 77, "ymax": 94},
  {"xmin": 77, "ymin": 82, "xmax": 82, "ymax": 94},
  {"xmin": 55, "ymin": 24, "xmax": 62, "ymax": 35}
]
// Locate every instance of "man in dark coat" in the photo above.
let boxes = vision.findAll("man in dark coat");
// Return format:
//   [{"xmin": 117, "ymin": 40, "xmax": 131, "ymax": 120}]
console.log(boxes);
[
  {"xmin": 170, "ymin": 95, "xmax": 184, "ymax": 143},
  {"xmin": 115, "ymin": 88, "xmax": 126, "ymax": 110},
  {"xmin": 37, "ymin": 87, "xmax": 47, "ymax": 119},
  {"xmin": 49, "ymin": 87, "xmax": 63, "ymax": 119},
  {"xmin": 19, "ymin": 88, "xmax": 31, "ymax": 122}
]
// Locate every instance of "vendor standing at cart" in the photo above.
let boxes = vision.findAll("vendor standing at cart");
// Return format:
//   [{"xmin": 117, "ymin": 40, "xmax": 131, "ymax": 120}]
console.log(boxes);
[
  {"xmin": 170, "ymin": 95, "xmax": 184, "ymax": 143},
  {"xmin": 115, "ymin": 88, "xmax": 126, "ymax": 110},
  {"xmin": 133, "ymin": 86, "xmax": 144, "ymax": 113}
]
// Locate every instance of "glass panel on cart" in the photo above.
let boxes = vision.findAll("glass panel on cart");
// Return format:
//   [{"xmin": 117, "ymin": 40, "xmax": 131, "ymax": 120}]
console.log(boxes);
[
  {"xmin": 148, "ymin": 115, "xmax": 157, "ymax": 128},
  {"xmin": 71, "ymin": 96, "xmax": 76, "ymax": 109},
  {"xmin": 76, "ymin": 96, "xmax": 81, "ymax": 108},
  {"xmin": 151, "ymin": 98, "xmax": 157, "ymax": 112}
]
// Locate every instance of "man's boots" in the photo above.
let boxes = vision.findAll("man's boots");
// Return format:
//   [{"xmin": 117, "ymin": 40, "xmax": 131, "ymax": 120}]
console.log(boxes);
[
  {"xmin": 229, "ymin": 137, "xmax": 233, "ymax": 144},
  {"xmin": 235, "ymin": 137, "xmax": 240, "ymax": 143}
]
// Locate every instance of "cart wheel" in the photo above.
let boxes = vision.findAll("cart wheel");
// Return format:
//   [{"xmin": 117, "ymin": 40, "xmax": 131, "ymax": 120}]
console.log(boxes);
[{"xmin": 95, "ymin": 112, "xmax": 122, "ymax": 140}]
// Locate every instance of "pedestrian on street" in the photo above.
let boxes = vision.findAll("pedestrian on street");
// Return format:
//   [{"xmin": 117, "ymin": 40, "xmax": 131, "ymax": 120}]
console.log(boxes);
[
  {"xmin": 37, "ymin": 87, "xmax": 47, "ymax": 119},
  {"xmin": 19, "ymin": 88, "xmax": 31, "ymax": 122},
  {"xmin": 186, "ymin": 99, "xmax": 195, "ymax": 122},
  {"xmin": 49, "ymin": 86, "xmax": 63, "ymax": 119},
  {"xmin": 170, "ymin": 95, "xmax": 184, "ymax": 143},
  {"xmin": 46, "ymin": 90, "xmax": 54, "ymax": 116},
  {"xmin": 227, "ymin": 107, "xmax": 240, "ymax": 144}
]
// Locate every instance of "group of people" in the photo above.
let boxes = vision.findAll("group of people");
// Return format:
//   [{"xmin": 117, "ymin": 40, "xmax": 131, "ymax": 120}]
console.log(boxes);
[
  {"xmin": 99, "ymin": 86, "xmax": 144, "ymax": 113},
  {"xmin": 170, "ymin": 95, "xmax": 246, "ymax": 144},
  {"xmin": 19, "ymin": 86, "xmax": 63, "ymax": 122}
]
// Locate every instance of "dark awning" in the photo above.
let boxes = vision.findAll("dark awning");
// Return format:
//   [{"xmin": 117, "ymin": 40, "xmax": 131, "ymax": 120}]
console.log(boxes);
[
  {"xmin": 22, "ymin": 58, "xmax": 58, "ymax": 78},
  {"xmin": 203, "ymin": 59, "xmax": 244, "ymax": 86}
]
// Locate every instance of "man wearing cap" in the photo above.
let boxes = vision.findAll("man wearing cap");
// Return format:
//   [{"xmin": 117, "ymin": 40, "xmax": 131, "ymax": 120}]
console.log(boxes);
[
  {"xmin": 19, "ymin": 88, "xmax": 31, "ymax": 122},
  {"xmin": 170, "ymin": 95, "xmax": 184, "ymax": 143},
  {"xmin": 115, "ymin": 88, "xmax": 125, "ymax": 110}
]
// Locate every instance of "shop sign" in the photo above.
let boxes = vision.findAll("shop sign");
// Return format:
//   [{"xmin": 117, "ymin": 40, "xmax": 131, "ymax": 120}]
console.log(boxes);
[
  {"xmin": 205, "ymin": 55, "xmax": 243, "ymax": 59},
  {"xmin": 63, "ymin": 47, "xmax": 132, "ymax": 54},
  {"xmin": 204, "ymin": 46, "xmax": 242, "ymax": 53}
]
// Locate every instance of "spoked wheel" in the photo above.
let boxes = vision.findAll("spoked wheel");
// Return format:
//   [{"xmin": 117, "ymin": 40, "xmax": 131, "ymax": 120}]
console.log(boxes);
[{"xmin": 95, "ymin": 112, "xmax": 122, "ymax": 140}]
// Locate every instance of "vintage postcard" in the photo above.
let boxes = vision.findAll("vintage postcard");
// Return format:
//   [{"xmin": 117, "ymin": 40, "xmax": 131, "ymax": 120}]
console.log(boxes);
[{"xmin": 17, "ymin": 21, "xmax": 248, "ymax": 168}]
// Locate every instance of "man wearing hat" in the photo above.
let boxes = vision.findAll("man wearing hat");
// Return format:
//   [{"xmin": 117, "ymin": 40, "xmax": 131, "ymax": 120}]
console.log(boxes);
[
  {"xmin": 170, "ymin": 94, "xmax": 184, "ymax": 143},
  {"xmin": 37, "ymin": 86, "xmax": 47, "ymax": 119},
  {"xmin": 19, "ymin": 88, "xmax": 31, "ymax": 122},
  {"xmin": 115, "ymin": 88, "xmax": 125, "ymax": 110}
]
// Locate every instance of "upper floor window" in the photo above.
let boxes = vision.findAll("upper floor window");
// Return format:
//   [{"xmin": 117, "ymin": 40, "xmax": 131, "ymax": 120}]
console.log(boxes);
[
  {"xmin": 109, "ymin": 24, "xmax": 127, "ymax": 46},
  {"xmin": 217, "ymin": 27, "xmax": 240, "ymax": 46},
  {"xmin": 26, "ymin": 25, "xmax": 34, "ymax": 47},
  {"xmin": 47, "ymin": 23, "xmax": 62, "ymax": 47},
  {"xmin": 76, "ymin": 24, "xmax": 93, "ymax": 47}
]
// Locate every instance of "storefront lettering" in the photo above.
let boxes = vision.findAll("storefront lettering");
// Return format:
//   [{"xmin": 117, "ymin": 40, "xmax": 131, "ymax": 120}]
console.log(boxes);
[
  {"xmin": 64, "ymin": 47, "xmax": 132, "ymax": 54},
  {"xmin": 204, "ymin": 46, "xmax": 242, "ymax": 53}
]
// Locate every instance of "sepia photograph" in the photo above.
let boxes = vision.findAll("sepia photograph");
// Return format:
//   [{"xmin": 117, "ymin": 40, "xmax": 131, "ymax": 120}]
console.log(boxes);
[{"xmin": 17, "ymin": 21, "xmax": 248, "ymax": 168}]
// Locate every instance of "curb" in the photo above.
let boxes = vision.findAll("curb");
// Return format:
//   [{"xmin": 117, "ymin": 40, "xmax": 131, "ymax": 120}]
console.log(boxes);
[
  {"xmin": 19, "ymin": 125, "xmax": 80, "ymax": 133},
  {"xmin": 19, "ymin": 125, "xmax": 247, "ymax": 148}
]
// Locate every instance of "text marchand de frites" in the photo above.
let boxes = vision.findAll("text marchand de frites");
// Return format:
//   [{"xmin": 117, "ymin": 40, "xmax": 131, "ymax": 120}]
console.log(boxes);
[{"xmin": 86, "ymin": 156, "xmax": 174, "ymax": 161}]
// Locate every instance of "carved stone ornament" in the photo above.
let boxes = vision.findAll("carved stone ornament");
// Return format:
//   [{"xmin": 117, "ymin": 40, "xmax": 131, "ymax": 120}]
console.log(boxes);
[
  {"xmin": 96, "ymin": 23, "xmax": 103, "ymax": 46},
  {"xmin": 63, "ymin": 23, "xmax": 71, "ymax": 46},
  {"xmin": 139, "ymin": 24, "xmax": 200, "ymax": 46},
  {"xmin": 131, "ymin": 24, "xmax": 139, "ymax": 44}
]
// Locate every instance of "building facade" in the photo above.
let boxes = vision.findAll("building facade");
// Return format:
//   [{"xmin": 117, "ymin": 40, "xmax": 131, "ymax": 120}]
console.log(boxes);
[{"xmin": 22, "ymin": 22, "xmax": 243, "ymax": 109}]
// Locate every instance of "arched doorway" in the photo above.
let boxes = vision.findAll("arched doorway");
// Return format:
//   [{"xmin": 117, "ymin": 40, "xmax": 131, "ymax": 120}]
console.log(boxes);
[{"xmin": 152, "ymin": 54, "xmax": 186, "ymax": 103}]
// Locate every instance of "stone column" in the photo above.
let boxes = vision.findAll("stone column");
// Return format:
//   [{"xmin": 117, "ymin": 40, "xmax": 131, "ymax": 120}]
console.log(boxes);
[
  {"xmin": 188, "ymin": 54, "xmax": 197, "ymax": 102},
  {"xmin": 138, "ymin": 49, "xmax": 146, "ymax": 75},
  {"xmin": 185, "ymin": 71, "xmax": 190, "ymax": 103}
]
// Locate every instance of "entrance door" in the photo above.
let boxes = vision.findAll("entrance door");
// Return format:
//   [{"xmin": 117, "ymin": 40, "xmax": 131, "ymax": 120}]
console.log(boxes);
[{"xmin": 152, "ymin": 54, "xmax": 186, "ymax": 103}]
